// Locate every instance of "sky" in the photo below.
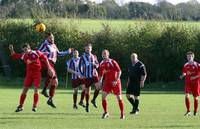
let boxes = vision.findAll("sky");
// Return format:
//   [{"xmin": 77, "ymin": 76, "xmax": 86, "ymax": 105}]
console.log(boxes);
[{"xmin": 91, "ymin": 0, "xmax": 200, "ymax": 5}]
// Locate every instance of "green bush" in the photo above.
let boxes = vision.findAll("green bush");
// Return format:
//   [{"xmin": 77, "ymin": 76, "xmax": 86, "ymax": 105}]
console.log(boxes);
[{"xmin": 1, "ymin": 19, "xmax": 200, "ymax": 83}]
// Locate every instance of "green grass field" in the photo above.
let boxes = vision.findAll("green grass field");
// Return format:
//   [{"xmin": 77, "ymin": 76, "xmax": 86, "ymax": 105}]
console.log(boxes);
[
  {"xmin": 2, "ymin": 18, "xmax": 200, "ymax": 33},
  {"xmin": 0, "ymin": 85, "xmax": 200, "ymax": 129}
]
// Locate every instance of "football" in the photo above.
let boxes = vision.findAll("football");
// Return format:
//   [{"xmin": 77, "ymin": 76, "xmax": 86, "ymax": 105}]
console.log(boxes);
[{"xmin": 35, "ymin": 23, "xmax": 46, "ymax": 32}]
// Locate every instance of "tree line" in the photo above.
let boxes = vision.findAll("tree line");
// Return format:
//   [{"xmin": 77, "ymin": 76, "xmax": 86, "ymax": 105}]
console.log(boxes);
[{"xmin": 1, "ymin": 0, "xmax": 200, "ymax": 21}]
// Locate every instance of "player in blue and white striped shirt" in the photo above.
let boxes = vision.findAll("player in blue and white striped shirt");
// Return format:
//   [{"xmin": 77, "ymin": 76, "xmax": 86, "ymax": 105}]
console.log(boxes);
[
  {"xmin": 66, "ymin": 50, "xmax": 86, "ymax": 109},
  {"xmin": 79, "ymin": 43, "xmax": 100, "ymax": 112}
]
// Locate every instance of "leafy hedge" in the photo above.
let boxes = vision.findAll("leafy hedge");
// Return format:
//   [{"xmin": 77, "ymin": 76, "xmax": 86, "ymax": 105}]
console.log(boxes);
[{"xmin": 1, "ymin": 19, "xmax": 200, "ymax": 82}]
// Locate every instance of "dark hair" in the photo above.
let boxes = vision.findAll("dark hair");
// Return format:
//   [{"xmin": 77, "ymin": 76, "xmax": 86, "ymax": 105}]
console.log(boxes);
[
  {"xmin": 21, "ymin": 43, "xmax": 31, "ymax": 49},
  {"xmin": 47, "ymin": 32, "xmax": 53, "ymax": 37}
]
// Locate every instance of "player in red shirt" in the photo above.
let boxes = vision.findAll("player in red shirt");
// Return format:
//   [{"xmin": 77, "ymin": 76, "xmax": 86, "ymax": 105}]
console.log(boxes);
[
  {"xmin": 9, "ymin": 44, "xmax": 54, "ymax": 112},
  {"xmin": 97, "ymin": 49, "xmax": 125, "ymax": 119},
  {"xmin": 180, "ymin": 51, "xmax": 200, "ymax": 116}
]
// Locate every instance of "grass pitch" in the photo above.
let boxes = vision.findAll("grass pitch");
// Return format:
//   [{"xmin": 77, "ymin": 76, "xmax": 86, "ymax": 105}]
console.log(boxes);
[{"xmin": 0, "ymin": 85, "xmax": 200, "ymax": 129}]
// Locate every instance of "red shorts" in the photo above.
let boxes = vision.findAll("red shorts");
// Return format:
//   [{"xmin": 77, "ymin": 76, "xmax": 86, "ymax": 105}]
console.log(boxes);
[
  {"xmin": 24, "ymin": 72, "xmax": 41, "ymax": 88},
  {"xmin": 85, "ymin": 77, "xmax": 99, "ymax": 88},
  {"xmin": 185, "ymin": 81, "xmax": 200, "ymax": 96},
  {"xmin": 41, "ymin": 60, "xmax": 57, "ymax": 79},
  {"xmin": 71, "ymin": 78, "xmax": 85, "ymax": 88},
  {"xmin": 102, "ymin": 82, "xmax": 122, "ymax": 95}
]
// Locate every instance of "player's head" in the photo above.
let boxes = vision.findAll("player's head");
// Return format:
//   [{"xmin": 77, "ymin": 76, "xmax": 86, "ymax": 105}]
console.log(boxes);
[
  {"xmin": 84, "ymin": 43, "xmax": 92, "ymax": 54},
  {"xmin": 186, "ymin": 51, "xmax": 194, "ymax": 62},
  {"xmin": 131, "ymin": 53, "xmax": 138, "ymax": 63},
  {"xmin": 72, "ymin": 50, "xmax": 79, "ymax": 58},
  {"xmin": 47, "ymin": 32, "xmax": 54, "ymax": 44},
  {"xmin": 102, "ymin": 49, "xmax": 110, "ymax": 60},
  {"xmin": 21, "ymin": 43, "xmax": 31, "ymax": 54}
]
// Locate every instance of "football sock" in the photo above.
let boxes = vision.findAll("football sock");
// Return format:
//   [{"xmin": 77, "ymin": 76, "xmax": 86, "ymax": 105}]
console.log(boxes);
[
  {"xmin": 80, "ymin": 90, "xmax": 85, "ymax": 103},
  {"xmin": 49, "ymin": 85, "xmax": 56, "ymax": 98},
  {"xmin": 127, "ymin": 98, "xmax": 135, "ymax": 108},
  {"xmin": 73, "ymin": 92, "xmax": 78, "ymax": 105},
  {"xmin": 19, "ymin": 94, "xmax": 26, "ymax": 107},
  {"xmin": 194, "ymin": 98, "xmax": 198, "ymax": 113},
  {"xmin": 33, "ymin": 93, "xmax": 39, "ymax": 108},
  {"xmin": 185, "ymin": 97, "xmax": 190, "ymax": 112},
  {"xmin": 85, "ymin": 93, "xmax": 90, "ymax": 105},
  {"xmin": 118, "ymin": 100, "xmax": 124, "ymax": 115},
  {"xmin": 134, "ymin": 99, "xmax": 139, "ymax": 111},
  {"xmin": 92, "ymin": 89, "xmax": 100, "ymax": 101},
  {"xmin": 102, "ymin": 99, "xmax": 108, "ymax": 113}
]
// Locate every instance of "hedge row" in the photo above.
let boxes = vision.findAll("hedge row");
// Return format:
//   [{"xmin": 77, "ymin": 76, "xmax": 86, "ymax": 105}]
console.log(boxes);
[{"xmin": 1, "ymin": 19, "xmax": 200, "ymax": 82}]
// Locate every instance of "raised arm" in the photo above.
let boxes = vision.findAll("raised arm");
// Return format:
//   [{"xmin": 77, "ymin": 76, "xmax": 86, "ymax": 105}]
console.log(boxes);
[
  {"xmin": 57, "ymin": 47, "xmax": 72, "ymax": 57},
  {"xmin": 9, "ymin": 44, "xmax": 23, "ymax": 60}
]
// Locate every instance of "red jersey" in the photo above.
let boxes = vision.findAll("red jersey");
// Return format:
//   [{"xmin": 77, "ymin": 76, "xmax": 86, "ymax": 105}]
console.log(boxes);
[
  {"xmin": 99, "ymin": 58, "xmax": 121, "ymax": 86},
  {"xmin": 11, "ymin": 50, "xmax": 47, "ymax": 74},
  {"xmin": 182, "ymin": 61, "xmax": 200, "ymax": 83}
]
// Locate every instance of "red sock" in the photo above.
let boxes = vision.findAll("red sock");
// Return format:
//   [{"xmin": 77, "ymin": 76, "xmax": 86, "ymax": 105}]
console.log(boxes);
[
  {"xmin": 194, "ymin": 98, "xmax": 198, "ymax": 113},
  {"xmin": 49, "ymin": 85, "xmax": 56, "ymax": 98},
  {"xmin": 185, "ymin": 97, "xmax": 190, "ymax": 112},
  {"xmin": 102, "ymin": 99, "xmax": 107, "ymax": 113},
  {"xmin": 118, "ymin": 100, "xmax": 124, "ymax": 115},
  {"xmin": 80, "ymin": 90, "xmax": 85, "ymax": 102},
  {"xmin": 19, "ymin": 94, "xmax": 26, "ymax": 107},
  {"xmin": 33, "ymin": 93, "xmax": 39, "ymax": 108},
  {"xmin": 85, "ymin": 93, "xmax": 90, "ymax": 105}
]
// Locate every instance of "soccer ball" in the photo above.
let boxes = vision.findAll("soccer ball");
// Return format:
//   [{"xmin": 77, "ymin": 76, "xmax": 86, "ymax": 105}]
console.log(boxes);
[{"xmin": 35, "ymin": 23, "xmax": 46, "ymax": 32}]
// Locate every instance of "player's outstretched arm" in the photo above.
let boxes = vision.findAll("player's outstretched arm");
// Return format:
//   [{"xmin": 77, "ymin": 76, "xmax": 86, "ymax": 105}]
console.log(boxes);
[{"xmin": 57, "ymin": 48, "xmax": 73, "ymax": 57}]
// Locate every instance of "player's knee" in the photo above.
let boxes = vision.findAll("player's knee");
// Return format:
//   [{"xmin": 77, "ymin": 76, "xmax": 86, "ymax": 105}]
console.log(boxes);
[
  {"xmin": 74, "ymin": 89, "xmax": 78, "ymax": 94},
  {"xmin": 134, "ymin": 96, "xmax": 139, "ymax": 99}
]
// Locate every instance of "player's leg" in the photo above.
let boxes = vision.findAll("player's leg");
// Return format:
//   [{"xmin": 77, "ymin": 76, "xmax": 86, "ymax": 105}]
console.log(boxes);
[
  {"xmin": 79, "ymin": 84, "xmax": 86, "ymax": 108},
  {"xmin": 116, "ymin": 94, "xmax": 125, "ymax": 119},
  {"xmin": 91, "ymin": 77, "xmax": 100, "ymax": 108},
  {"xmin": 15, "ymin": 87, "xmax": 29, "ymax": 112},
  {"xmin": 193, "ymin": 96, "xmax": 198, "ymax": 116},
  {"xmin": 47, "ymin": 77, "xmax": 58, "ymax": 108},
  {"xmin": 184, "ymin": 93, "xmax": 191, "ymax": 116},
  {"xmin": 32, "ymin": 75, "xmax": 41, "ymax": 112},
  {"xmin": 41, "ymin": 74, "xmax": 50, "ymax": 98},
  {"xmin": 126, "ymin": 85, "xmax": 135, "ymax": 113},
  {"xmin": 32, "ymin": 87, "xmax": 39, "ymax": 112},
  {"xmin": 133, "ymin": 95, "xmax": 140, "ymax": 114},
  {"xmin": 126, "ymin": 94, "xmax": 135, "ymax": 113},
  {"xmin": 85, "ymin": 86, "xmax": 91, "ymax": 112},
  {"xmin": 73, "ymin": 87, "xmax": 79, "ymax": 109},
  {"xmin": 102, "ymin": 91, "xmax": 109, "ymax": 119}
]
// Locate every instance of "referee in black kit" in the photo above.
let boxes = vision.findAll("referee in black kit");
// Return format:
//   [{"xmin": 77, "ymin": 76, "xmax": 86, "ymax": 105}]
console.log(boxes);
[{"xmin": 126, "ymin": 53, "xmax": 147, "ymax": 115}]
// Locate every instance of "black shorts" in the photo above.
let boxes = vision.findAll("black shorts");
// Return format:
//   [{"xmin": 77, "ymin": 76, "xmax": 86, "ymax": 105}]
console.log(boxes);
[{"xmin": 126, "ymin": 83, "xmax": 141, "ymax": 96}]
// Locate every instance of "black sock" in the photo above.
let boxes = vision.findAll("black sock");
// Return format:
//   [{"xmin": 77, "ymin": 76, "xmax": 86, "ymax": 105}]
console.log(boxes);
[
  {"xmin": 127, "ymin": 98, "xmax": 135, "ymax": 108},
  {"xmin": 134, "ymin": 99, "xmax": 139, "ymax": 111},
  {"xmin": 92, "ymin": 89, "xmax": 100, "ymax": 101}
]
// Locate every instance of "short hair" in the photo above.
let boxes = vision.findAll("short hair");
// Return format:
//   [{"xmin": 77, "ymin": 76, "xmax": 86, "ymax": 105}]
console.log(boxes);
[
  {"xmin": 21, "ymin": 43, "xmax": 31, "ymax": 49},
  {"xmin": 72, "ymin": 49, "xmax": 78, "ymax": 54},
  {"xmin": 131, "ymin": 53, "xmax": 138, "ymax": 58},
  {"xmin": 85, "ymin": 43, "xmax": 92, "ymax": 47},
  {"xmin": 187, "ymin": 51, "xmax": 194, "ymax": 56},
  {"xmin": 47, "ymin": 32, "xmax": 53, "ymax": 37},
  {"xmin": 102, "ymin": 49, "xmax": 110, "ymax": 55}
]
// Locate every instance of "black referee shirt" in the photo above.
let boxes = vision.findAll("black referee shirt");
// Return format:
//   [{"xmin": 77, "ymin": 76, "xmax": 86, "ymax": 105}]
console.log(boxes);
[{"xmin": 127, "ymin": 61, "xmax": 147, "ymax": 84}]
